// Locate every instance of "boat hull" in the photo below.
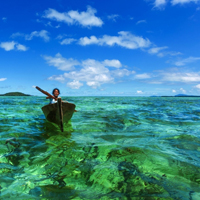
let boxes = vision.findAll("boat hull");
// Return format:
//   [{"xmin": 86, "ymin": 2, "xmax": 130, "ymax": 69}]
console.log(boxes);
[{"xmin": 42, "ymin": 100, "xmax": 75, "ymax": 131}]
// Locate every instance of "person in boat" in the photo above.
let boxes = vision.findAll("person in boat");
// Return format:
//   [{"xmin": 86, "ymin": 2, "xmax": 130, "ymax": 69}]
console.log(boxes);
[{"xmin": 50, "ymin": 88, "xmax": 60, "ymax": 104}]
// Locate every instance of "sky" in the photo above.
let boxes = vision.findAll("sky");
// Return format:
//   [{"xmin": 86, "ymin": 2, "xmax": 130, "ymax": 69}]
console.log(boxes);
[{"xmin": 0, "ymin": 0, "xmax": 200, "ymax": 96}]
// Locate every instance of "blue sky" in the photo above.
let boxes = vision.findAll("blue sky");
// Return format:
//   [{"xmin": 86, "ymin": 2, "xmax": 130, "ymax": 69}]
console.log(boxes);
[{"xmin": 1, "ymin": 0, "xmax": 200, "ymax": 96}]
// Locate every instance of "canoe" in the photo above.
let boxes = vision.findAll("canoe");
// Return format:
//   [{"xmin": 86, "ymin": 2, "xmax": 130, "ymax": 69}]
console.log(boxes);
[{"xmin": 41, "ymin": 97, "xmax": 76, "ymax": 132}]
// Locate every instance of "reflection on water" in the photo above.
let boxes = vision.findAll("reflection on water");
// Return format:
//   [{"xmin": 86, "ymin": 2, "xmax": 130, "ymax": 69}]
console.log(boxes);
[{"xmin": 0, "ymin": 96, "xmax": 200, "ymax": 199}]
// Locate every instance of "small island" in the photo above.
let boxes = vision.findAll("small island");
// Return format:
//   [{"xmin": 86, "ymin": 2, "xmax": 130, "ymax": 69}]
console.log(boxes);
[
  {"xmin": 0, "ymin": 92, "xmax": 31, "ymax": 96},
  {"xmin": 161, "ymin": 94, "xmax": 200, "ymax": 97},
  {"xmin": 151, "ymin": 94, "xmax": 200, "ymax": 97}
]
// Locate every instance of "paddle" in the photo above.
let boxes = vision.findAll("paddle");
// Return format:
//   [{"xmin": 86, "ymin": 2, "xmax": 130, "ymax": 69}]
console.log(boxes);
[{"xmin": 35, "ymin": 86, "xmax": 57, "ymax": 100}]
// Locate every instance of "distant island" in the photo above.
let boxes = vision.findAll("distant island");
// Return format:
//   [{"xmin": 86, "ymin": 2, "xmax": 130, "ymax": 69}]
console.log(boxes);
[
  {"xmin": 0, "ymin": 92, "xmax": 31, "ymax": 96},
  {"xmin": 162, "ymin": 94, "xmax": 200, "ymax": 97}
]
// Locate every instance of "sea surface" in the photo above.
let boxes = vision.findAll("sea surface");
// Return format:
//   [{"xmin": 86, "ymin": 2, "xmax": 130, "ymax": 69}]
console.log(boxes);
[{"xmin": 0, "ymin": 96, "xmax": 200, "ymax": 200}]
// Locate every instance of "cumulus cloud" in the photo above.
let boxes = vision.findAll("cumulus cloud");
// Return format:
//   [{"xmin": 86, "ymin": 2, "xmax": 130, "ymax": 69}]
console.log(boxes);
[
  {"xmin": 135, "ymin": 68, "xmax": 200, "ymax": 85},
  {"xmin": 78, "ymin": 31, "xmax": 151, "ymax": 49},
  {"xmin": 134, "ymin": 73, "xmax": 152, "ymax": 79},
  {"xmin": 44, "ymin": 54, "xmax": 133, "ymax": 89},
  {"xmin": 16, "ymin": 44, "xmax": 28, "ymax": 51},
  {"xmin": 174, "ymin": 56, "xmax": 200, "ymax": 66},
  {"xmin": 111, "ymin": 69, "xmax": 134, "ymax": 77},
  {"xmin": 78, "ymin": 35, "xmax": 98, "ymax": 45},
  {"xmin": 0, "ymin": 41, "xmax": 28, "ymax": 51},
  {"xmin": 0, "ymin": 41, "xmax": 16, "ymax": 51},
  {"xmin": 43, "ymin": 6, "xmax": 103, "ymax": 27},
  {"xmin": 152, "ymin": 0, "xmax": 199, "ymax": 8},
  {"xmin": 43, "ymin": 53, "xmax": 80, "ymax": 71},
  {"xmin": 48, "ymin": 75, "xmax": 65, "ymax": 82},
  {"xmin": 171, "ymin": 0, "xmax": 199, "ymax": 5},
  {"xmin": 154, "ymin": 0, "xmax": 167, "ymax": 8},
  {"xmin": 63, "ymin": 59, "xmax": 113, "ymax": 88},
  {"xmin": 0, "ymin": 78, "xmax": 7, "ymax": 81},
  {"xmin": 172, "ymin": 89, "xmax": 176, "ymax": 93},
  {"xmin": 67, "ymin": 80, "xmax": 83, "ymax": 89},
  {"xmin": 161, "ymin": 71, "xmax": 200, "ymax": 82},
  {"xmin": 60, "ymin": 38, "xmax": 77, "ymax": 45},
  {"xmin": 103, "ymin": 59, "xmax": 122, "ymax": 68},
  {"xmin": 25, "ymin": 30, "xmax": 50, "ymax": 42}
]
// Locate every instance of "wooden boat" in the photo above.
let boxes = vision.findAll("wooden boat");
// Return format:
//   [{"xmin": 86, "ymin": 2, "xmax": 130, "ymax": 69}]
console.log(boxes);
[{"xmin": 41, "ymin": 97, "xmax": 76, "ymax": 132}]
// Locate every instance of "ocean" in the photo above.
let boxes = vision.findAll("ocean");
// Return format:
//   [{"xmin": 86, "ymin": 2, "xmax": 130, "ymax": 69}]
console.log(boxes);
[{"xmin": 0, "ymin": 96, "xmax": 200, "ymax": 200}]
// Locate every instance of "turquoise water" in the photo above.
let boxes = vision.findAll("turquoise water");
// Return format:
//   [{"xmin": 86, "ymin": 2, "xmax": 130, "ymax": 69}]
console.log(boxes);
[{"xmin": 0, "ymin": 96, "xmax": 200, "ymax": 200}]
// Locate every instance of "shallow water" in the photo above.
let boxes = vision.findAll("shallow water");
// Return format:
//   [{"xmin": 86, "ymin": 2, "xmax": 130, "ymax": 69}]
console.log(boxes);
[{"xmin": 0, "ymin": 96, "xmax": 200, "ymax": 200}]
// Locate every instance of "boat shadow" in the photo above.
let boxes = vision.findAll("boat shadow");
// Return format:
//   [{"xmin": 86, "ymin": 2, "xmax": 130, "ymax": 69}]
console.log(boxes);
[{"xmin": 41, "ymin": 120, "xmax": 74, "ymax": 139}]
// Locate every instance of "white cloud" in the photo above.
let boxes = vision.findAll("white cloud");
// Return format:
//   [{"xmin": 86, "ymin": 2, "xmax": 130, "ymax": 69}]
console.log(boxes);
[
  {"xmin": 48, "ymin": 75, "xmax": 65, "ymax": 82},
  {"xmin": 11, "ymin": 32, "xmax": 25, "ymax": 38},
  {"xmin": 67, "ymin": 80, "xmax": 83, "ymax": 89},
  {"xmin": 78, "ymin": 35, "xmax": 99, "ymax": 45},
  {"xmin": 56, "ymin": 34, "xmax": 69, "ymax": 40},
  {"xmin": 172, "ymin": 89, "xmax": 176, "ymax": 93},
  {"xmin": 147, "ymin": 81, "xmax": 163, "ymax": 84},
  {"xmin": 174, "ymin": 56, "xmax": 200, "ymax": 66},
  {"xmin": 0, "ymin": 41, "xmax": 16, "ymax": 51},
  {"xmin": 180, "ymin": 88, "xmax": 186, "ymax": 93},
  {"xmin": 43, "ymin": 8, "xmax": 73, "ymax": 24},
  {"xmin": 152, "ymin": 0, "xmax": 199, "ymax": 8},
  {"xmin": 137, "ymin": 90, "xmax": 143, "ymax": 94},
  {"xmin": 107, "ymin": 14, "xmax": 119, "ymax": 21},
  {"xmin": 148, "ymin": 46, "xmax": 168, "ymax": 54},
  {"xmin": 171, "ymin": 0, "xmax": 199, "ymax": 5},
  {"xmin": 78, "ymin": 31, "xmax": 151, "ymax": 49},
  {"xmin": 43, "ymin": 53, "xmax": 79, "ymax": 71},
  {"xmin": 0, "ymin": 41, "xmax": 28, "ymax": 51},
  {"xmin": 152, "ymin": 50, "xmax": 181, "ymax": 57},
  {"xmin": 63, "ymin": 59, "xmax": 114, "ymax": 88},
  {"xmin": 45, "ymin": 55, "xmax": 133, "ymax": 89},
  {"xmin": 161, "ymin": 71, "xmax": 200, "ymax": 82},
  {"xmin": 166, "ymin": 51, "xmax": 182, "ymax": 56},
  {"xmin": 111, "ymin": 69, "xmax": 134, "ymax": 77},
  {"xmin": 16, "ymin": 44, "xmax": 28, "ymax": 51},
  {"xmin": 25, "ymin": 30, "xmax": 50, "ymax": 42},
  {"xmin": 103, "ymin": 59, "xmax": 122, "ymax": 68},
  {"xmin": 195, "ymin": 84, "xmax": 200, "ymax": 89},
  {"xmin": 136, "ymin": 20, "xmax": 147, "ymax": 25},
  {"xmin": 60, "ymin": 38, "xmax": 77, "ymax": 45},
  {"xmin": 135, "ymin": 73, "xmax": 151, "ymax": 79},
  {"xmin": 0, "ymin": 78, "xmax": 7, "ymax": 81},
  {"xmin": 2, "ymin": 17, "xmax": 7, "ymax": 22},
  {"xmin": 154, "ymin": 0, "xmax": 167, "ymax": 8},
  {"xmin": 43, "ymin": 6, "xmax": 103, "ymax": 27},
  {"xmin": 141, "ymin": 68, "xmax": 200, "ymax": 85}
]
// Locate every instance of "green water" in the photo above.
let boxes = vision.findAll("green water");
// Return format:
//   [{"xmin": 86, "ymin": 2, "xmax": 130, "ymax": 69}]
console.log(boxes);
[{"xmin": 0, "ymin": 96, "xmax": 200, "ymax": 200}]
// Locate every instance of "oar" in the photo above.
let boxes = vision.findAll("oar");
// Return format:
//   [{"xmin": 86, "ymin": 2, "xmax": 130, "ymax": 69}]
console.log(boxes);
[{"xmin": 35, "ymin": 86, "xmax": 57, "ymax": 100}]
